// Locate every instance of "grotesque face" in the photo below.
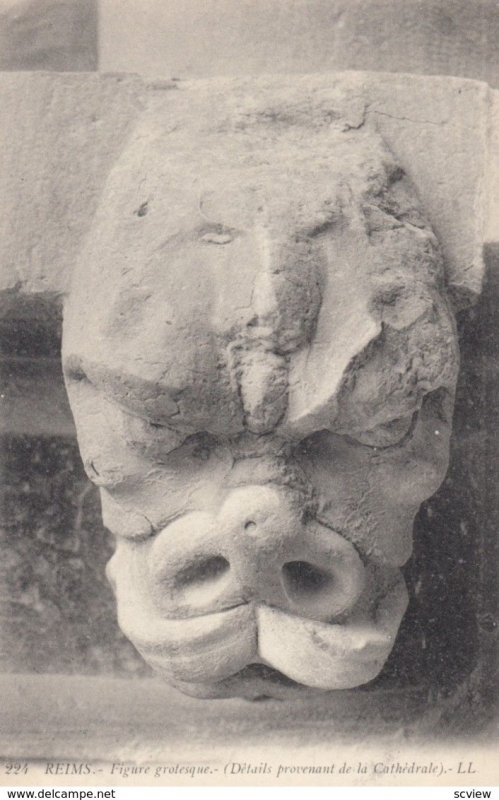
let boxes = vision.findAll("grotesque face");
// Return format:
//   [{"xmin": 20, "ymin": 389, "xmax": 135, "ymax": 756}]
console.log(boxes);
[{"xmin": 62, "ymin": 83, "xmax": 459, "ymax": 699}]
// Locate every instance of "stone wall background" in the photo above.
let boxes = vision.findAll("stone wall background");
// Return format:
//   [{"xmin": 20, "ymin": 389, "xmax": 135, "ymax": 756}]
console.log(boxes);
[
  {"xmin": 0, "ymin": 301, "xmax": 149, "ymax": 677},
  {"xmin": 0, "ymin": 0, "xmax": 497, "ymax": 732},
  {"xmin": 0, "ymin": 0, "xmax": 97, "ymax": 71},
  {"xmin": 100, "ymin": 0, "xmax": 499, "ymax": 87}
]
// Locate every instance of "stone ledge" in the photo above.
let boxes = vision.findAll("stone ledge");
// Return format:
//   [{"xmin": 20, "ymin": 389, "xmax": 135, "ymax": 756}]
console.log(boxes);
[{"xmin": 0, "ymin": 673, "xmax": 492, "ymax": 763}]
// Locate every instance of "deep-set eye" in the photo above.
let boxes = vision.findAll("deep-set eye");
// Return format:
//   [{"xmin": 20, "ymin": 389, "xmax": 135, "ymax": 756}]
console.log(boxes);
[
  {"xmin": 347, "ymin": 411, "xmax": 418, "ymax": 449},
  {"xmin": 182, "ymin": 431, "xmax": 219, "ymax": 460}
]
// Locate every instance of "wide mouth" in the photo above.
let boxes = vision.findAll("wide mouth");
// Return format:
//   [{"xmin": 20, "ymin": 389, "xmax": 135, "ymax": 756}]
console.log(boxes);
[{"xmin": 115, "ymin": 545, "xmax": 409, "ymax": 694}]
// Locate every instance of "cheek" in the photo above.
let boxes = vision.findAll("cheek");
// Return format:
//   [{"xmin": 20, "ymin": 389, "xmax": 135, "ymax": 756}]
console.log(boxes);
[
  {"xmin": 107, "ymin": 538, "xmax": 150, "ymax": 596},
  {"xmin": 375, "ymin": 403, "xmax": 453, "ymax": 508},
  {"xmin": 296, "ymin": 422, "xmax": 451, "ymax": 567},
  {"xmin": 101, "ymin": 449, "xmax": 233, "ymax": 538},
  {"xmin": 362, "ymin": 439, "xmax": 451, "ymax": 566},
  {"xmin": 106, "ymin": 537, "xmax": 167, "ymax": 648},
  {"xmin": 299, "ymin": 450, "xmax": 419, "ymax": 566},
  {"xmin": 66, "ymin": 381, "xmax": 149, "ymax": 486},
  {"xmin": 297, "ymin": 437, "xmax": 380, "ymax": 553},
  {"xmin": 374, "ymin": 445, "xmax": 450, "ymax": 509}
]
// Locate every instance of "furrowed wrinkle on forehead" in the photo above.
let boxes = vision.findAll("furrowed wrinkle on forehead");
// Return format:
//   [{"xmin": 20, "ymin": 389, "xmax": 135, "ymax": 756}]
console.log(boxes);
[
  {"xmin": 64, "ymin": 354, "xmax": 244, "ymax": 434},
  {"xmin": 64, "ymin": 304, "xmax": 456, "ymax": 447}
]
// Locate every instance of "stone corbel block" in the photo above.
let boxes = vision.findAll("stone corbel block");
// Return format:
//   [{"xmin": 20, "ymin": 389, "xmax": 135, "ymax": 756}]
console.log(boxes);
[{"xmin": 0, "ymin": 71, "xmax": 496, "ymax": 300}]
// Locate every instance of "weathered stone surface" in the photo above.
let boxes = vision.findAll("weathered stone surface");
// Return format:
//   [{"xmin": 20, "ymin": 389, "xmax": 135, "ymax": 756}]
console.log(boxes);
[
  {"xmin": 61, "ymin": 75, "xmax": 481, "ymax": 700},
  {"xmin": 0, "ymin": 73, "xmax": 143, "ymax": 295},
  {"xmin": 0, "ymin": 72, "xmax": 496, "ymax": 306},
  {"xmin": 0, "ymin": 0, "xmax": 97, "ymax": 71},
  {"xmin": 0, "ymin": 71, "xmax": 496, "ymax": 712},
  {"xmin": 100, "ymin": 0, "xmax": 499, "ymax": 88}
]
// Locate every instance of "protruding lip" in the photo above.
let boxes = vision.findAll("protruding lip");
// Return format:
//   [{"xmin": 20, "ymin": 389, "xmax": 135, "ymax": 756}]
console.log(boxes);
[
  {"xmin": 255, "ymin": 578, "xmax": 409, "ymax": 690},
  {"xmin": 117, "ymin": 578, "xmax": 409, "ymax": 691},
  {"xmin": 118, "ymin": 602, "xmax": 258, "ymax": 684}
]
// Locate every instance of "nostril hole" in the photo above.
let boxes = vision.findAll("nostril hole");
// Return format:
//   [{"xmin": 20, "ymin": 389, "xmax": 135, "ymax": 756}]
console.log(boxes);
[
  {"xmin": 244, "ymin": 520, "xmax": 256, "ymax": 532},
  {"xmin": 175, "ymin": 556, "xmax": 230, "ymax": 589},
  {"xmin": 282, "ymin": 560, "xmax": 331, "ymax": 597}
]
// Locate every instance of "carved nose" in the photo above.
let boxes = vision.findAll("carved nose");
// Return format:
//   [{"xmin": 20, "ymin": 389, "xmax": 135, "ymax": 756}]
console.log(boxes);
[{"xmin": 148, "ymin": 487, "xmax": 365, "ymax": 622}]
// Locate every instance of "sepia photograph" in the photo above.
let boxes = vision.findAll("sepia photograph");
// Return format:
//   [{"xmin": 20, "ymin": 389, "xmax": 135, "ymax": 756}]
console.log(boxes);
[{"xmin": 0, "ymin": 0, "xmax": 498, "ymax": 792}]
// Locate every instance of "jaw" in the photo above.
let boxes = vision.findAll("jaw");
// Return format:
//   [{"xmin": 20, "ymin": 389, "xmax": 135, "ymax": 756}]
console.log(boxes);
[{"xmin": 114, "ymin": 574, "xmax": 409, "ymax": 700}]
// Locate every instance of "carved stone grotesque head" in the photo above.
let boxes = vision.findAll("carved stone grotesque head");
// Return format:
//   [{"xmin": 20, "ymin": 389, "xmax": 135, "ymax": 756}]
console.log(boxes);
[{"xmin": 62, "ymin": 81, "xmax": 459, "ymax": 699}]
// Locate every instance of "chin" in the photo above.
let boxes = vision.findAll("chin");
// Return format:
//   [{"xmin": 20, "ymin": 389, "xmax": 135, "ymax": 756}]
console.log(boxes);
[{"xmin": 166, "ymin": 664, "xmax": 331, "ymax": 701}]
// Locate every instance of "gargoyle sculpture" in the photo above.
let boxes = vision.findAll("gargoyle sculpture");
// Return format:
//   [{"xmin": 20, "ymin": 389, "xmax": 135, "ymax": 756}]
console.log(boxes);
[{"xmin": 63, "ymin": 80, "xmax": 458, "ymax": 699}]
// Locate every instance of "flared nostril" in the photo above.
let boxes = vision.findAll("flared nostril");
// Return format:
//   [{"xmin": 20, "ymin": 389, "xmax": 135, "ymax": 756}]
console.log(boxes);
[
  {"xmin": 175, "ymin": 555, "xmax": 230, "ymax": 590},
  {"xmin": 280, "ymin": 548, "xmax": 364, "ymax": 621},
  {"xmin": 282, "ymin": 560, "xmax": 332, "ymax": 599}
]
